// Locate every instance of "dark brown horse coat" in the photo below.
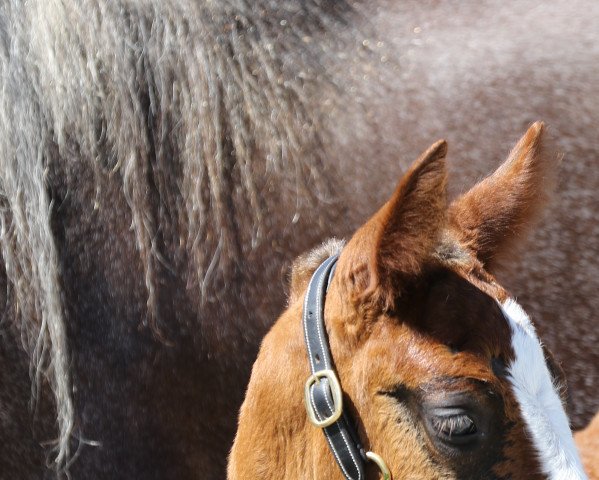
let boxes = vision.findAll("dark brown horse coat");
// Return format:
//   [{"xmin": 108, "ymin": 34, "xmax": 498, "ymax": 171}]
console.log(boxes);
[{"xmin": 0, "ymin": 0, "xmax": 597, "ymax": 478}]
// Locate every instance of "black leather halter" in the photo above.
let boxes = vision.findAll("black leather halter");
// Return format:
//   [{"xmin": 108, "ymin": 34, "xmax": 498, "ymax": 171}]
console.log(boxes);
[{"xmin": 302, "ymin": 254, "xmax": 391, "ymax": 480}]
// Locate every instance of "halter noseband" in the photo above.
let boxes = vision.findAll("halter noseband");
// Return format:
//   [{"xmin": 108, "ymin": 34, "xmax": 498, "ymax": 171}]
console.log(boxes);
[{"xmin": 302, "ymin": 254, "xmax": 391, "ymax": 480}]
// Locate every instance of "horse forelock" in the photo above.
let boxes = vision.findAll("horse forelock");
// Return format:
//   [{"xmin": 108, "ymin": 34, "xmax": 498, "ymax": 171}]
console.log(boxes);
[{"xmin": 0, "ymin": 0, "xmax": 377, "ymax": 474}]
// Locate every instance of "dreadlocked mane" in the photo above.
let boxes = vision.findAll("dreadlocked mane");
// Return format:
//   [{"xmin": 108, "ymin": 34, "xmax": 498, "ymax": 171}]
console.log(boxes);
[{"xmin": 0, "ymin": 0, "xmax": 375, "ymax": 474}]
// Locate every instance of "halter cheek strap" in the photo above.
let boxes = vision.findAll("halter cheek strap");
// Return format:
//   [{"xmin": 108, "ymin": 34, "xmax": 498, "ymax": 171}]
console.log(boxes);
[{"xmin": 302, "ymin": 255, "xmax": 391, "ymax": 480}]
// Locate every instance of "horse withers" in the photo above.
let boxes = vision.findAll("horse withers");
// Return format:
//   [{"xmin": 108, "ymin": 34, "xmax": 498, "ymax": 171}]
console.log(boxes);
[{"xmin": 228, "ymin": 123, "xmax": 588, "ymax": 479}]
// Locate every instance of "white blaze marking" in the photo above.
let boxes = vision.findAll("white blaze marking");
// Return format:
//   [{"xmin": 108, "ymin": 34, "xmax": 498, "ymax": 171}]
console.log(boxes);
[{"xmin": 500, "ymin": 299, "xmax": 587, "ymax": 480}]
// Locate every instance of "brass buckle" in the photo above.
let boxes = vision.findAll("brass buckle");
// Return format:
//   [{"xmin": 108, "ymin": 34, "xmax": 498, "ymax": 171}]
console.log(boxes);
[
  {"xmin": 366, "ymin": 451, "xmax": 392, "ymax": 480},
  {"xmin": 304, "ymin": 369, "xmax": 343, "ymax": 428}
]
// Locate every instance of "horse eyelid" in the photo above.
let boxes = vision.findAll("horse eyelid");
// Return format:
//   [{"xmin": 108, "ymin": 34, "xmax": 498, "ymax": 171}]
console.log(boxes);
[{"xmin": 379, "ymin": 384, "xmax": 412, "ymax": 402}]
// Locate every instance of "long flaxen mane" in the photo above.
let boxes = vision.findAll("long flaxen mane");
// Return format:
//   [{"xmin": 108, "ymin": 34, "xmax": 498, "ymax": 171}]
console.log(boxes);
[{"xmin": 0, "ymin": 0, "xmax": 378, "ymax": 472}]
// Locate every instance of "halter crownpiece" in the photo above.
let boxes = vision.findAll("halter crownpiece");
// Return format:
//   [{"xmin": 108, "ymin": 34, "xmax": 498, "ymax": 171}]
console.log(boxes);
[{"xmin": 302, "ymin": 254, "xmax": 392, "ymax": 480}]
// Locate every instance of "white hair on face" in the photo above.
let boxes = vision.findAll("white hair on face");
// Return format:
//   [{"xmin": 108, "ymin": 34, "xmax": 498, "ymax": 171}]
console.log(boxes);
[{"xmin": 500, "ymin": 299, "xmax": 587, "ymax": 480}]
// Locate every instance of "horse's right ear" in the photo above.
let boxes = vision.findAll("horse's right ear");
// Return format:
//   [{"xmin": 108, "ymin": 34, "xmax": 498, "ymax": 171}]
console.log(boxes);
[
  {"xmin": 447, "ymin": 122, "xmax": 556, "ymax": 271},
  {"xmin": 337, "ymin": 140, "xmax": 448, "ymax": 311}
]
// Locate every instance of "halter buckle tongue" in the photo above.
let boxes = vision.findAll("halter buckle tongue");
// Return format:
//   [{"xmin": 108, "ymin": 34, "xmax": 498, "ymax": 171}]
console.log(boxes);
[{"xmin": 304, "ymin": 369, "xmax": 344, "ymax": 428}]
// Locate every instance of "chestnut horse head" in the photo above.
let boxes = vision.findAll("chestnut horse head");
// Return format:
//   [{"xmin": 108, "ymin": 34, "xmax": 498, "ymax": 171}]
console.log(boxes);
[{"xmin": 229, "ymin": 123, "xmax": 587, "ymax": 480}]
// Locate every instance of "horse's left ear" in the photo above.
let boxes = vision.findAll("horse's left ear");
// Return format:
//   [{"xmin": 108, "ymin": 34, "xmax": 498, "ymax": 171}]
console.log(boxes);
[
  {"xmin": 338, "ymin": 140, "xmax": 448, "ymax": 310},
  {"xmin": 448, "ymin": 122, "xmax": 558, "ymax": 270}
]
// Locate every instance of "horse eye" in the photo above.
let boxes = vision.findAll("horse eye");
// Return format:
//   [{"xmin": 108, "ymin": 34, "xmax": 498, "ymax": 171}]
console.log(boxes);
[{"xmin": 431, "ymin": 414, "xmax": 477, "ymax": 438}]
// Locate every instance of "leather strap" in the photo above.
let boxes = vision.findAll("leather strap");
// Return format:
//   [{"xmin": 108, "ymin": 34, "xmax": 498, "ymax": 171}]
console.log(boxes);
[{"xmin": 303, "ymin": 254, "xmax": 366, "ymax": 480}]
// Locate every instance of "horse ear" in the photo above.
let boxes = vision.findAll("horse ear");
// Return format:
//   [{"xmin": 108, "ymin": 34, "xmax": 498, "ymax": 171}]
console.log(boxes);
[
  {"xmin": 339, "ymin": 140, "xmax": 448, "ymax": 310},
  {"xmin": 448, "ymin": 122, "xmax": 556, "ymax": 271}
]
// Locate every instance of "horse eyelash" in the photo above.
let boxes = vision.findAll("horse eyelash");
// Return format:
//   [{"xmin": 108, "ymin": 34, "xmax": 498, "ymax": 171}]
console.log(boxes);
[{"xmin": 431, "ymin": 414, "xmax": 477, "ymax": 436}]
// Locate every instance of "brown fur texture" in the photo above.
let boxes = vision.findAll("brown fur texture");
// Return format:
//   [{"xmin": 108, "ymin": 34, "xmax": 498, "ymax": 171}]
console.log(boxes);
[
  {"xmin": 229, "ymin": 127, "xmax": 570, "ymax": 479},
  {"xmin": 576, "ymin": 412, "xmax": 599, "ymax": 479},
  {"xmin": 289, "ymin": 239, "xmax": 346, "ymax": 305}
]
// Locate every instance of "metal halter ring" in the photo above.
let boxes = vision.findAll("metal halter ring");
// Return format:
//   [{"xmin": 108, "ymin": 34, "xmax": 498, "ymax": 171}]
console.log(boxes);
[
  {"xmin": 366, "ymin": 451, "xmax": 392, "ymax": 480},
  {"xmin": 304, "ymin": 369, "xmax": 343, "ymax": 428}
]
